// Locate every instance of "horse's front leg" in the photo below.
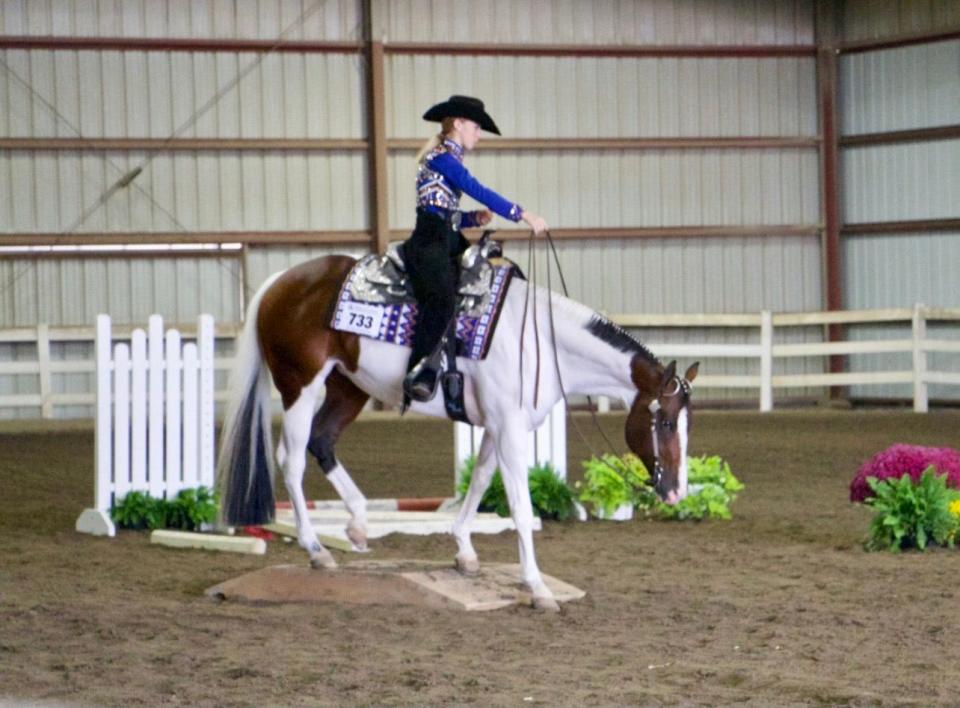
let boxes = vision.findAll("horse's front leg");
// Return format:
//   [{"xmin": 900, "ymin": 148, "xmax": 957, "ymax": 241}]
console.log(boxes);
[
  {"xmin": 282, "ymin": 397, "xmax": 337, "ymax": 569},
  {"xmin": 452, "ymin": 430, "xmax": 497, "ymax": 575},
  {"xmin": 493, "ymin": 423, "xmax": 559, "ymax": 611}
]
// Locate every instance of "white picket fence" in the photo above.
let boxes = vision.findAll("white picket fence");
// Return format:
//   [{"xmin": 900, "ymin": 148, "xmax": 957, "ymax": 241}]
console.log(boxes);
[
  {"xmin": 76, "ymin": 314, "xmax": 216, "ymax": 536},
  {"xmin": 454, "ymin": 400, "xmax": 567, "ymax": 483}
]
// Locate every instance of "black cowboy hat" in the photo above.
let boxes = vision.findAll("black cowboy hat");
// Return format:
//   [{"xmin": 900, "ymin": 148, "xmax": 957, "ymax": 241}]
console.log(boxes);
[{"xmin": 422, "ymin": 95, "xmax": 501, "ymax": 135}]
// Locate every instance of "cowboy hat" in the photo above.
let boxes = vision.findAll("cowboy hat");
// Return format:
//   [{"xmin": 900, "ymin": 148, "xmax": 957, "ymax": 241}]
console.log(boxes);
[{"xmin": 422, "ymin": 95, "xmax": 501, "ymax": 135}]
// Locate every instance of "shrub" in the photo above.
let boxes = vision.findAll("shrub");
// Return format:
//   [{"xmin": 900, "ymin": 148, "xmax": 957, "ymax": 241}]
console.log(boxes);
[
  {"xmin": 656, "ymin": 455, "xmax": 744, "ymax": 521},
  {"xmin": 110, "ymin": 487, "xmax": 220, "ymax": 532},
  {"xmin": 455, "ymin": 457, "xmax": 574, "ymax": 519},
  {"xmin": 850, "ymin": 444, "xmax": 960, "ymax": 503},
  {"xmin": 577, "ymin": 453, "xmax": 655, "ymax": 518},
  {"xmin": 864, "ymin": 467, "xmax": 960, "ymax": 552}
]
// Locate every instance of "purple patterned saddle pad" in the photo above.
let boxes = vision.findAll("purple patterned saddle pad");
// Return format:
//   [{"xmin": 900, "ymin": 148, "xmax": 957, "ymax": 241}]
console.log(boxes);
[{"xmin": 330, "ymin": 250, "xmax": 515, "ymax": 361}]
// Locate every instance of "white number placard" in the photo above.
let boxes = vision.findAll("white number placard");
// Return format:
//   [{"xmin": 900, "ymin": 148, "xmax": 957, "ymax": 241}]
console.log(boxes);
[{"xmin": 337, "ymin": 301, "xmax": 385, "ymax": 337}]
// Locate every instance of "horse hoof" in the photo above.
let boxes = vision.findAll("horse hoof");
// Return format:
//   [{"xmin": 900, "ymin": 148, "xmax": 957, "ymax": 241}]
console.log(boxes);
[
  {"xmin": 309, "ymin": 549, "xmax": 338, "ymax": 570},
  {"xmin": 346, "ymin": 523, "xmax": 369, "ymax": 553},
  {"xmin": 455, "ymin": 556, "xmax": 480, "ymax": 576},
  {"xmin": 532, "ymin": 596, "xmax": 561, "ymax": 612}
]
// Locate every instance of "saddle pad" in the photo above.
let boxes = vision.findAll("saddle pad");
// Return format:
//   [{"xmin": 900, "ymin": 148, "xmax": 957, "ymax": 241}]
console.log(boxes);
[{"xmin": 331, "ymin": 259, "xmax": 514, "ymax": 361}]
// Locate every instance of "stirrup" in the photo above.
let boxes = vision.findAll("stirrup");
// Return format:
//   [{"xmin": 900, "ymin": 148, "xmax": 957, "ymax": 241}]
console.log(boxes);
[{"xmin": 403, "ymin": 356, "xmax": 441, "ymax": 402}]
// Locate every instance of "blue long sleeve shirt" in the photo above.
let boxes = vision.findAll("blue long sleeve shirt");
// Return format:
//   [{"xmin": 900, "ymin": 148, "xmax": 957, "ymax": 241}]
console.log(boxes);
[{"xmin": 416, "ymin": 139, "xmax": 523, "ymax": 228}]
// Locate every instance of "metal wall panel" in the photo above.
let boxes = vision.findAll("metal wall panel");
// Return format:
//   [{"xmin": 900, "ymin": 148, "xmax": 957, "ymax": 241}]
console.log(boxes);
[
  {"xmin": 381, "ymin": 0, "xmax": 814, "ymax": 45},
  {"xmin": 0, "ymin": 0, "xmax": 363, "ymax": 40},
  {"xmin": 840, "ymin": 40, "xmax": 960, "ymax": 134},
  {"xmin": 389, "ymin": 148, "xmax": 820, "ymax": 231},
  {"xmin": 243, "ymin": 243, "xmax": 370, "ymax": 295},
  {"xmin": 386, "ymin": 55, "xmax": 818, "ymax": 138},
  {"xmin": 0, "ymin": 150, "xmax": 368, "ymax": 232},
  {"xmin": 842, "ymin": 139, "xmax": 960, "ymax": 223},
  {"xmin": 0, "ymin": 49, "xmax": 364, "ymax": 139},
  {"xmin": 0, "ymin": 255, "xmax": 243, "ymax": 327},
  {"xmin": 842, "ymin": 0, "xmax": 960, "ymax": 42},
  {"xmin": 844, "ymin": 232, "xmax": 960, "ymax": 311},
  {"xmin": 499, "ymin": 236, "xmax": 824, "ymax": 402},
  {"xmin": 844, "ymin": 233, "xmax": 960, "ymax": 401}
]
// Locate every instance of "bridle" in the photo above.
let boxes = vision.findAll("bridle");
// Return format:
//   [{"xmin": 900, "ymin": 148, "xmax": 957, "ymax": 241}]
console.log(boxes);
[{"xmin": 647, "ymin": 375, "xmax": 691, "ymax": 490}]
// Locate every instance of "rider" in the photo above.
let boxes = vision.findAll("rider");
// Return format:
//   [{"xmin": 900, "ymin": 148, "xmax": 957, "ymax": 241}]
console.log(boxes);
[{"xmin": 402, "ymin": 94, "xmax": 548, "ymax": 402}]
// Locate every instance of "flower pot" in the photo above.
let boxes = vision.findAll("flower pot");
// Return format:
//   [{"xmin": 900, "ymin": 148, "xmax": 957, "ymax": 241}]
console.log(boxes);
[{"xmin": 593, "ymin": 502, "xmax": 634, "ymax": 521}]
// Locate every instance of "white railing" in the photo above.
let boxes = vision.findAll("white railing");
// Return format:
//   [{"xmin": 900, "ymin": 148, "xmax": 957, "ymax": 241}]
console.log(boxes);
[
  {"xmin": 609, "ymin": 304, "xmax": 960, "ymax": 412},
  {"xmin": 1, "ymin": 305, "xmax": 958, "ymax": 418},
  {"xmin": 76, "ymin": 314, "xmax": 216, "ymax": 536}
]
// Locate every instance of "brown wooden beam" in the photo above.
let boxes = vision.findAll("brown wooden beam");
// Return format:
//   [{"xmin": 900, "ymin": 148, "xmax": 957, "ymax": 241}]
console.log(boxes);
[
  {"xmin": 388, "ymin": 136, "xmax": 821, "ymax": 151},
  {"xmin": 840, "ymin": 124, "xmax": 960, "ymax": 147},
  {"xmin": 842, "ymin": 218, "xmax": 960, "ymax": 235},
  {"xmin": 0, "ymin": 138, "xmax": 367, "ymax": 152},
  {"xmin": 0, "ymin": 231, "xmax": 372, "ymax": 247},
  {"xmin": 816, "ymin": 0, "xmax": 844, "ymax": 392},
  {"xmin": 385, "ymin": 42, "xmax": 816, "ymax": 58},
  {"xmin": 389, "ymin": 225, "xmax": 821, "ymax": 242},
  {"xmin": 839, "ymin": 28, "xmax": 960, "ymax": 54},
  {"xmin": 0, "ymin": 35, "xmax": 362, "ymax": 54},
  {"xmin": 364, "ymin": 31, "xmax": 391, "ymax": 255}
]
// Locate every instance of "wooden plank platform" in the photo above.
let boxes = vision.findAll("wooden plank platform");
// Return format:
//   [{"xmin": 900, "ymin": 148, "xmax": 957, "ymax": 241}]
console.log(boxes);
[
  {"xmin": 206, "ymin": 561, "xmax": 585, "ymax": 611},
  {"xmin": 272, "ymin": 508, "xmax": 539, "ymax": 541}
]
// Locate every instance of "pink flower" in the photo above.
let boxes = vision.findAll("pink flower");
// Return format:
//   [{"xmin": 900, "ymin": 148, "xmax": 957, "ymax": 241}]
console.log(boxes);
[{"xmin": 849, "ymin": 444, "xmax": 960, "ymax": 502}]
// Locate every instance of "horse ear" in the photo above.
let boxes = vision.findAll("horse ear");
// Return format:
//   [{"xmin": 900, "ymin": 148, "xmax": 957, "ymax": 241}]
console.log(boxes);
[
  {"xmin": 660, "ymin": 360, "xmax": 677, "ymax": 389},
  {"xmin": 684, "ymin": 361, "xmax": 700, "ymax": 384}
]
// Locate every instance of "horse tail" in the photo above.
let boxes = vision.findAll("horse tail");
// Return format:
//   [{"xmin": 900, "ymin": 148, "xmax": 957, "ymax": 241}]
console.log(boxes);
[{"xmin": 217, "ymin": 272, "xmax": 284, "ymax": 527}]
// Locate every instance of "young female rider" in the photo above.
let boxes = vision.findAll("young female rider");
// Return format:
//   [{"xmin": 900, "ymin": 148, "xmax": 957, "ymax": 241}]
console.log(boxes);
[{"xmin": 402, "ymin": 95, "xmax": 548, "ymax": 402}]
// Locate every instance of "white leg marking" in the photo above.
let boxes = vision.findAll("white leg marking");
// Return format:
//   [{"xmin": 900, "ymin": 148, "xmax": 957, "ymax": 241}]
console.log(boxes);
[
  {"xmin": 452, "ymin": 431, "xmax": 496, "ymax": 575},
  {"xmin": 494, "ymin": 426, "xmax": 558, "ymax": 611},
  {"xmin": 677, "ymin": 407, "xmax": 689, "ymax": 499},
  {"xmin": 327, "ymin": 464, "xmax": 369, "ymax": 551},
  {"xmin": 283, "ymin": 394, "xmax": 336, "ymax": 569}
]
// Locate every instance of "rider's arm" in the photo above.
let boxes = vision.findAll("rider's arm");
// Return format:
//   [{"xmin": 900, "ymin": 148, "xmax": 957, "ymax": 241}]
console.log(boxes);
[{"xmin": 426, "ymin": 152, "xmax": 523, "ymax": 222}]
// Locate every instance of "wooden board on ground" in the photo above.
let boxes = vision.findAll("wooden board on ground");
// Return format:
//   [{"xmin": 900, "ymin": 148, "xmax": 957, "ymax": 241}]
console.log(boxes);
[
  {"xmin": 206, "ymin": 561, "xmax": 585, "ymax": 611},
  {"xmin": 271, "ymin": 508, "xmax": 539, "ymax": 541}
]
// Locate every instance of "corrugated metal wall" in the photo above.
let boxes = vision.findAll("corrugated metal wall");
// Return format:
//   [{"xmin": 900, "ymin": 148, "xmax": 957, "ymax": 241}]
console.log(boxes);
[
  {"xmin": 381, "ymin": 0, "xmax": 814, "ymax": 45},
  {"xmin": 30, "ymin": 1, "xmax": 960, "ymax": 415},
  {"xmin": 0, "ymin": 0, "xmax": 363, "ymax": 39},
  {"xmin": 842, "ymin": 0, "xmax": 960, "ymax": 42},
  {"xmin": 839, "ymin": 22, "xmax": 960, "ymax": 399}
]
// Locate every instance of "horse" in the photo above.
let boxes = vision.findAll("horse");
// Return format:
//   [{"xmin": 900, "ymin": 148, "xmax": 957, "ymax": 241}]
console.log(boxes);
[{"xmin": 217, "ymin": 254, "xmax": 699, "ymax": 610}]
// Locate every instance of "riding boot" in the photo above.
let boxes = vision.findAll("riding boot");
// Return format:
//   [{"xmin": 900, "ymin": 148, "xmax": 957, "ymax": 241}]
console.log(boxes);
[{"xmin": 403, "ymin": 346, "xmax": 443, "ymax": 402}]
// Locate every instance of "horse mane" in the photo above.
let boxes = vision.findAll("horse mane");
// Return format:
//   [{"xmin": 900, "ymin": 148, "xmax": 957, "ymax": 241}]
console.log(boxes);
[{"xmin": 584, "ymin": 315, "xmax": 661, "ymax": 366}]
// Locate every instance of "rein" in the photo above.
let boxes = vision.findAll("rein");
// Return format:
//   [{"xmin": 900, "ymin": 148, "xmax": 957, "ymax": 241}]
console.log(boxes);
[{"xmin": 520, "ymin": 229, "xmax": 691, "ymax": 490}]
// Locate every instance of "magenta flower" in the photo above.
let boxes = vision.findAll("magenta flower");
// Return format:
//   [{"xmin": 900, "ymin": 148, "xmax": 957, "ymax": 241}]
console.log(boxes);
[{"xmin": 850, "ymin": 444, "xmax": 960, "ymax": 503}]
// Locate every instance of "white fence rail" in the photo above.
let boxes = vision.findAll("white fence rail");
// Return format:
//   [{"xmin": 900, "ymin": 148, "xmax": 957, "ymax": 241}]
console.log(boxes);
[
  {"xmin": 1, "ymin": 305, "xmax": 959, "ymax": 420},
  {"xmin": 609, "ymin": 304, "xmax": 960, "ymax": 412},
  {"xmin": 75, "ymin": 314, "xmax": 216, "ymax": 536}
]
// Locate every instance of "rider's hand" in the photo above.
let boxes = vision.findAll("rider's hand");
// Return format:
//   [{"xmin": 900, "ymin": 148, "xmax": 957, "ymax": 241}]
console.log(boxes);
[
  {"xmin": 521, "ymin": 211, "xmax": 548, "ymax": 234},
  {"xmin": 474, "ymin": 209, "xmax": 493, "ymax": 226}
]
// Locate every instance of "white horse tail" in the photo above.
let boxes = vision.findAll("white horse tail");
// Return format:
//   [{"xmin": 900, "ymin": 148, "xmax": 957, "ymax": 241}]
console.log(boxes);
[{"xmin": 217, "ymin": 272, "xmax": 284, "ymax": 527}]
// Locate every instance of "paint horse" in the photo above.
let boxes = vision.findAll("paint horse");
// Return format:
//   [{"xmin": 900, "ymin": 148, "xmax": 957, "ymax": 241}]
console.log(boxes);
[{"xmin": 217, "ymin": 254, "xmax": 698, "ymax": 610}]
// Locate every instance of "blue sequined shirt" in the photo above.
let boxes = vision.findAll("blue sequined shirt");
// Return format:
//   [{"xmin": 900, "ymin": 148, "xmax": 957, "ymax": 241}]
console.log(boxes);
[{"xmin": 416, "ymin": 138, "xmax": 523, "ymax": 228}]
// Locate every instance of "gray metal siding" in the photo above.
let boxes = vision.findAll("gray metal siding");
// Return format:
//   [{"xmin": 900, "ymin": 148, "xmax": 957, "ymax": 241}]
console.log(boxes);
[{"xmin": 381, "ymin": 0, "xmax": 814, "ymax": 45}]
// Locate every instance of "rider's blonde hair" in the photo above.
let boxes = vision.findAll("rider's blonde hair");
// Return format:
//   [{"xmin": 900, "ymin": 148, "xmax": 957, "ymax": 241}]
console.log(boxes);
[{"xmin": 415, "ymin": 117, "xmax": 458, "ymax": 163}]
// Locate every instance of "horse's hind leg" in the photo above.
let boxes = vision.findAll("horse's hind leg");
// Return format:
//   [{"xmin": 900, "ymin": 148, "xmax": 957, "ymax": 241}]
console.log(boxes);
[
  {"xmin": 281, "ymin": 386, "xmax": 338, "ymax": 569},
  {"xmin": 307, "ymin": 369, "xmax": 371, "ymax": 551},
  {"xmin": 452, "ymin": 431, "xmax": 496, "ymax": 575}
]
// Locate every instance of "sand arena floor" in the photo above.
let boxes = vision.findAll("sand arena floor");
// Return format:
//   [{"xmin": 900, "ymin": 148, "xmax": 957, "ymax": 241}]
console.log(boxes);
[{"xmin": 2, "ymin": 409, "xmax": 959, "ymax": 706}]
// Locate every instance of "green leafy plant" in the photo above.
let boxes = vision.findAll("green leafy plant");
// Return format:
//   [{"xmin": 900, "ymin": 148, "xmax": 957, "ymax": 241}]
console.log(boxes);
[
  {"xmin": 166, "ymin": 486, "xmax": 219, "ymax": 531},
  {"xmin": 656, "ymin": 455, "xmax": 744, "ymax": 521},
  {"xmin": 110, "ymin": 487, "xmax": 220, "ymax": 532},
  {"xmin": 527, "ymin": 463, "xmax": 576, "ymax": 520},
  {"xmin": 110, "ymin": 490, "xmax": 168, "ymax": 530},
  {"xmin": 864, "ymin": 467, "xmax": 960, "ymax": 552},
  {"xmin": 577, "ymin": 454, "xmax": 653, "ymax": 518},
  {"xmin": 456, "ymin": 457, "xmax": 575, "ymax": 519}
]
